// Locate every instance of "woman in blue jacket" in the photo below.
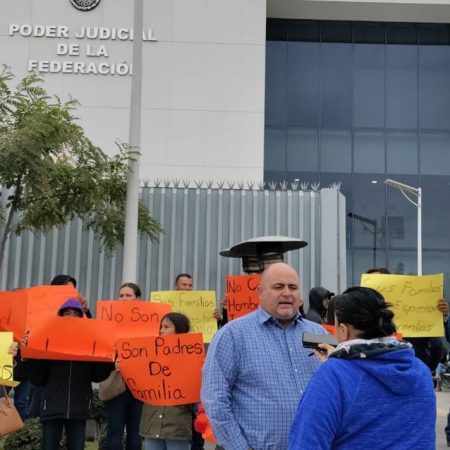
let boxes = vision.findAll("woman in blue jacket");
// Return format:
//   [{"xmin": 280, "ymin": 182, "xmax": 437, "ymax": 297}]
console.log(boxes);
[{"xmin": 289, "ymin": 286, "xmax": 436, "ymax": 450}]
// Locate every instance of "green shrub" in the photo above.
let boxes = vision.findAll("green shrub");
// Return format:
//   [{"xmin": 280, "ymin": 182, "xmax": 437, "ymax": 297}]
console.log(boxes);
[{"xmin": 4, "ymin": 418, "xmax": 41, "ymax": 450}]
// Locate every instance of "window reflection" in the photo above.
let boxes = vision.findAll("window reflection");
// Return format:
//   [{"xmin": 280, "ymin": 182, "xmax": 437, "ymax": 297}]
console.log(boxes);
[{"xmin": 265, "ymin": 20, "xmax": 450, "ymax": 291}]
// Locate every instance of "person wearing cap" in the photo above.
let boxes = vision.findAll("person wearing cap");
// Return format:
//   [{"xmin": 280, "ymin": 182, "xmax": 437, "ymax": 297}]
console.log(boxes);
[
  {"xmin": 201, "ymin": 262, "xmax": 326, "ymax": 450},
  {"xmin": 306, "ymin": 287, "xmax": 334, "ymax": 324},
  {"xmin": 173, "ymin": 273, "xmax": 207, "ymax": 450},
  {"xmin": 50, "ymin": 274, "xmax": 92, "ymax": 318},
  {"xmin": 22, "ymin": 298, "xmax": 113, "ymax": 450}
]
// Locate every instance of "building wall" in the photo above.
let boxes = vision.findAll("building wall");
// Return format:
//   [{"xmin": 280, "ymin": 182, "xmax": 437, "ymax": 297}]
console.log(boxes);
[
  {"xmin": 0, "ymin": 0, "xmax": 267, "ymax": 183},
  {"xmin": 268, "ymin": 0, "xmax": 450, "ymax": 23}
]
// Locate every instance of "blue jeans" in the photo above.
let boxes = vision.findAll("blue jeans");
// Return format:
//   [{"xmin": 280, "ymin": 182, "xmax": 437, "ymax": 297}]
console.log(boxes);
[
  {"xmin": 41, "ymin": 418, "xmax": 86, "ymax": 450},
  {"xmin": 13, "ymin": 380, "xmax": 31, "ymax": 420},
  {"xmin": 144, "ymin": 438, "xmax": 190, "ymax": 450},
  {"xmin": 105, "ymin": 389, "xmax": 143, "ymax": 450}
]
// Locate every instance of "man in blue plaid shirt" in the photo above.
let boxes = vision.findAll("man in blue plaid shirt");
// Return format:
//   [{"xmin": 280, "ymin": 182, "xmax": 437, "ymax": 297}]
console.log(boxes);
[{"xmin": 201, "ymin": 262, "xmax": 326, "ymax": 450}]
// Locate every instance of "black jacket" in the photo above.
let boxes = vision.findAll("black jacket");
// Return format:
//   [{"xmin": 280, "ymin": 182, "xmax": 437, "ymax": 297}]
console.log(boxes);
[{"xmin": 26, "ymin": 359, "xmax": 113, "ymax": 420}]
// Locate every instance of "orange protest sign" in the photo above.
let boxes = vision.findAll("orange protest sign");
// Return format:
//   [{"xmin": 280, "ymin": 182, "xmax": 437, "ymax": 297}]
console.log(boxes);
[
  {"xmin": 117, "ymin": 333, "xmax": 205, "ymax": 406},
  {"xmin": 321, "ymin": 324, "xmax": 335, "ymax": 335},
  {"xmin": 0, "ymin": 291, "xmax": 27, "ymax": 340},
  {"xmin": 0, "ymin": 285, "xmax": 77, "ymax": 340},
  {"xmin": 225, "ymin": 274, "xmax": 260, "ymax": 320},
  {"xmin": 22, "ymin": 316, "xmax": 116, "ymax": 362},
  {"xmin": 97, "ymin": 301, "xmax": 171, "ymax": 338}
]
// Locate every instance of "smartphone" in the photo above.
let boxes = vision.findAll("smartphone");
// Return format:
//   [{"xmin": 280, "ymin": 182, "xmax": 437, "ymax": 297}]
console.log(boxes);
[{"xmin": 302, "ymin": 332, "xmax": 338, "ymax": 349}]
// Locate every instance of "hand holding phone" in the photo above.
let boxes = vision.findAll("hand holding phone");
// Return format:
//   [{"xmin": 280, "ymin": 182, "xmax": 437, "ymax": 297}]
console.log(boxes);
[{"xmin": 302, "ymin": 332, "xmax": 338, "ymax": 349}]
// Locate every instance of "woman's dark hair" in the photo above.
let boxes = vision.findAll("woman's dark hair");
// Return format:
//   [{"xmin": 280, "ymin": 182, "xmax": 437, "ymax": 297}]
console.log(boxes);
[
  {"xmin": 51, "ymin": 274, "xmax": 77, "ymax": 288},
  {"xmin": 326, "ymin": 297, "xmax": 336, "ymax": 325},
  {"xmin": 308, "ymin": 287, "xmax": 331, "ymax": 320},
  {"xmin": 119, "ymin": 282, "xmax": 142, "ymax": 299},
  {"xmin": 334, "ymin": 286, "xmax": 396, "ymax": 339},
  {"xmin": 366, "ymin": 267, "xmax": 390, "ymax": 274},
  {"xmin": 161, "ymin": 312, "xmax": 190, "ymax": 334}
]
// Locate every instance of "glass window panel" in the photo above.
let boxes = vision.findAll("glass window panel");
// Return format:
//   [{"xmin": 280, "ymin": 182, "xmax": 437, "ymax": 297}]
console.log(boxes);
[
  {"xmin": 354, "ymin": 22, "xmax": 385, "ymax": 44},
  {"xmin": 352, "ymin": 174, "xmax": 386, "ymax": 252},
  {"xmin": 385, "ymin": 174, "xmax": 419, "ymax": 252},
  {"xmin": 320, "ymin": 44, "xmax": 353, "ymax": 129},
  {"xmin": 420, "ymin": 131, "xmax": 450, "ymax": 175},
  {"xmin": 320, "ymin": 21, "xmax": 352, "ymax": 43},
  {"xmin": 386, "ymin": 46, "xmax": 418, "ymax": 129},
  {"xmin": 265, "ymin": 41, "xmax": 287, "ymax": 127},
  {"xmin": 418, "ymin": 24, "xmax": 450, "ymax": 45},
  {"xmin": 320, "ymin": 129, "xmax": 352, "ymax": 173},
  {"xmin": 386, "ymin": 23, "xmax": 418, "ymax": 45},
  {"xmin": 353, "ymin": 44, "xmax": 385, "ymax": 128},
  {"xmin": 423, "ymin": 250, "xmax": 450, "ymax": 298},
  {"xmin": 386, "ymin": 130, "xmax": 418, "ymax": 174},
  {"xmin": 287, "ymin": 42, "xmax": 320, "ymax": 127},
  {"xmin": 264, "ymin": 128, "xmax": 286, "ymax": 171},
  {"xmin": 287, "ymin": 127, "xmax": 319, "ymax": 172},
  {"xmin": 354, "ymin": 249, "xmax": 388, "ymax": 282},
  {"xmin": 422, "ymin": 175, "xmax": 450, "ymax": 249},
  {"xmin": 285, "ymin": 172, "xmax": 320, "ymax": 186},
  {"xmin": 354, "ymin": 129, "xmax": 385, "ymax": 174},
  {"xmin": 388, "ymin": 249, "xmax": 418, "ymax": 275},
  {"xmin": 419, "ymin": 46, "xmax": 450, "ymax": 130},
  {"xmin": 288, "ymin": 20, "xmax": 320, "ymax": 42}
]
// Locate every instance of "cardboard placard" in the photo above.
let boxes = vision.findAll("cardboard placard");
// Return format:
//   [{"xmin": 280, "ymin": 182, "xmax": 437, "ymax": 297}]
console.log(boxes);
[
  {"xmin": 22, "ymin": 316, "xmax": 116, "ymax": 361},
  {"xmin": 97, "ymin": 301, "xmax": 172, "ymax": 338},
  {"xmin": 225, "ymin": 274, "xmax": 260, "ymax": 320},
  {"xmin": 0, "ymin": 332, "xmax": 19, "ymax": 387},
  {"xmin": 117, "ymin": 333, "xmax": 205, "ymax": 406},
  {"xmin": 150, "ymin": 291, "xmax": 217, "ymax": 343},
  {"xmin": 0, "ymin": 285, "xmax": 77, "ymax": 340},
  {"xmin": 361, "ymin": 273, "xmax": 445, "ymax": 337}
]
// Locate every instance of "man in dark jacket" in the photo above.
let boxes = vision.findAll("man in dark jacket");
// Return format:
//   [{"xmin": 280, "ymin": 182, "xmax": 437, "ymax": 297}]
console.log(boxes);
[{"xmin": 26, "ymin": 298, "xmax": 113, "ymax": 450}]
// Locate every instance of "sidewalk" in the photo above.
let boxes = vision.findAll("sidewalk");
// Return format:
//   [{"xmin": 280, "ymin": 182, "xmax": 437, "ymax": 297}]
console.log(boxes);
[{"xmin": 437, "ymin": 390, "xmax": 450, "ymax": 449}]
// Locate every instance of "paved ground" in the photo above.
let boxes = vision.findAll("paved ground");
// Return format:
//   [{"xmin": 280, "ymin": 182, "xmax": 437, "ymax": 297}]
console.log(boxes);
[
  {"xmin": 203, "ymin": 389, "xmax": 449, "ymax": 449},
  {"xmin": 437, "ymin": 389, "xmax": 450, "ymax": 449}
]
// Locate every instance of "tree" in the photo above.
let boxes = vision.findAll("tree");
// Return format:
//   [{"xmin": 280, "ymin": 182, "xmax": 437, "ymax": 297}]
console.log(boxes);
[{"xmin": 0, "ymin": 67, "xmax": 162, "ymax": 269}]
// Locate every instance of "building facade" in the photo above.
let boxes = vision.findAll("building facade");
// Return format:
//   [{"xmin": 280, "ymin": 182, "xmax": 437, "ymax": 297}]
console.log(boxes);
[{"xmin": 1, "ymin": 0, "xmax": 449, "ymax": 288}]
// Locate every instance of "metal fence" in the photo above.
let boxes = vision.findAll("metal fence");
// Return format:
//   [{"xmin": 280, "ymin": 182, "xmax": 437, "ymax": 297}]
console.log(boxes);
[{"xmin": 0, "ymin": 186, "xmax": 346, "ymax": 310}]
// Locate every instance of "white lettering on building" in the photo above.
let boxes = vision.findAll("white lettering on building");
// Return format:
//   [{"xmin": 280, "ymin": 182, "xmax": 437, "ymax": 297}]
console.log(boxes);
[{"xmin": 9, "ymin": 23, "xmax": 157, "ymax": 76}]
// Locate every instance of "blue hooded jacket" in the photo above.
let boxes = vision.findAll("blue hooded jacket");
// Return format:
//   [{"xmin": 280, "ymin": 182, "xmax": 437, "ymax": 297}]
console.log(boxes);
[{"xmin": 289, "ymin": 344, "xmax": 436, "ymax": 450}]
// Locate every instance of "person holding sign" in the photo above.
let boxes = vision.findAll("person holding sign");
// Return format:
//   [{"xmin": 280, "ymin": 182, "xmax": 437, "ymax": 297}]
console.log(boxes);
[
  {"xmin": 173, "ymin": 273, "xmax": 214, "ymax": 450},
  {"xmin": 103, "ymin": 282, "xmax": 144, "ymax": 450},
  {"xmin": 22, "ymin": 298, "xmax": 113, "ymax": 450},
  {"xmin": 288, "ymin": 287, "xmax": 435, "ymax": 450},
  {"xmin": 0, "ymin": 340, "xmax": 19, "ymax": 402},
  {"xmin": 364, "ymin": 267, "xmax": 449, "ymax": 372},
  {"xmin": 50, "ymin": 274, "xmax": 92, "ymax": 318},
  {"xmin": 139, "ymin": 312, "xmax": 194, "ymax": 450},
  {"xmin": 202, "ymin": 263, "xmax": 325, "ymax": 450}
]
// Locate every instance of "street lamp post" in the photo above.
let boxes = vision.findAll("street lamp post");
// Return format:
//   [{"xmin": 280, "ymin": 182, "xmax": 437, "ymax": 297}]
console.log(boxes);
[
  {"xmin": 123, "ymin": 0, "xmax": 144, "ymax": 283},
  {"xmin": 384, "ymin": 179, "xmax": 422, "ymax": 276},
  {"xmin": 347, "ymin": 212, "xmax": 377, "ymax": 268}
]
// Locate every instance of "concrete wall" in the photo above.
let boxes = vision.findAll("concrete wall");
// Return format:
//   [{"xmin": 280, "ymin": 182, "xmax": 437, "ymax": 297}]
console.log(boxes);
[
  {"xmin": 0, "ymin": 0, "xmax": 267, "ymax": 183},
  {"xmin": 268, "ymin": 0, "xmax": 450, "ymax": 23}
]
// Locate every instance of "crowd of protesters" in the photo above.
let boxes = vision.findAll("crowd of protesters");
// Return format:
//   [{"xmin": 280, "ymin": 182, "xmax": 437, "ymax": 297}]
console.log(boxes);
[{"xmin": 2, "ymin": 263, "xmax": 449, "ymax": 450}]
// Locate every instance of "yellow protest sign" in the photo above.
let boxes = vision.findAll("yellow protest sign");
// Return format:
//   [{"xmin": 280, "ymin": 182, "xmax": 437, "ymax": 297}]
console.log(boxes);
[
  {"xmin": 150, "ymin": 291, "xmax": 217, "ymax": 343},
  {"xmin": 361, "ymin": 273, "xmax": 445, "ymax": 337},
  {"xmin": 0, "ymin": 331, "xmax": 19, "ymax": 387}
]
